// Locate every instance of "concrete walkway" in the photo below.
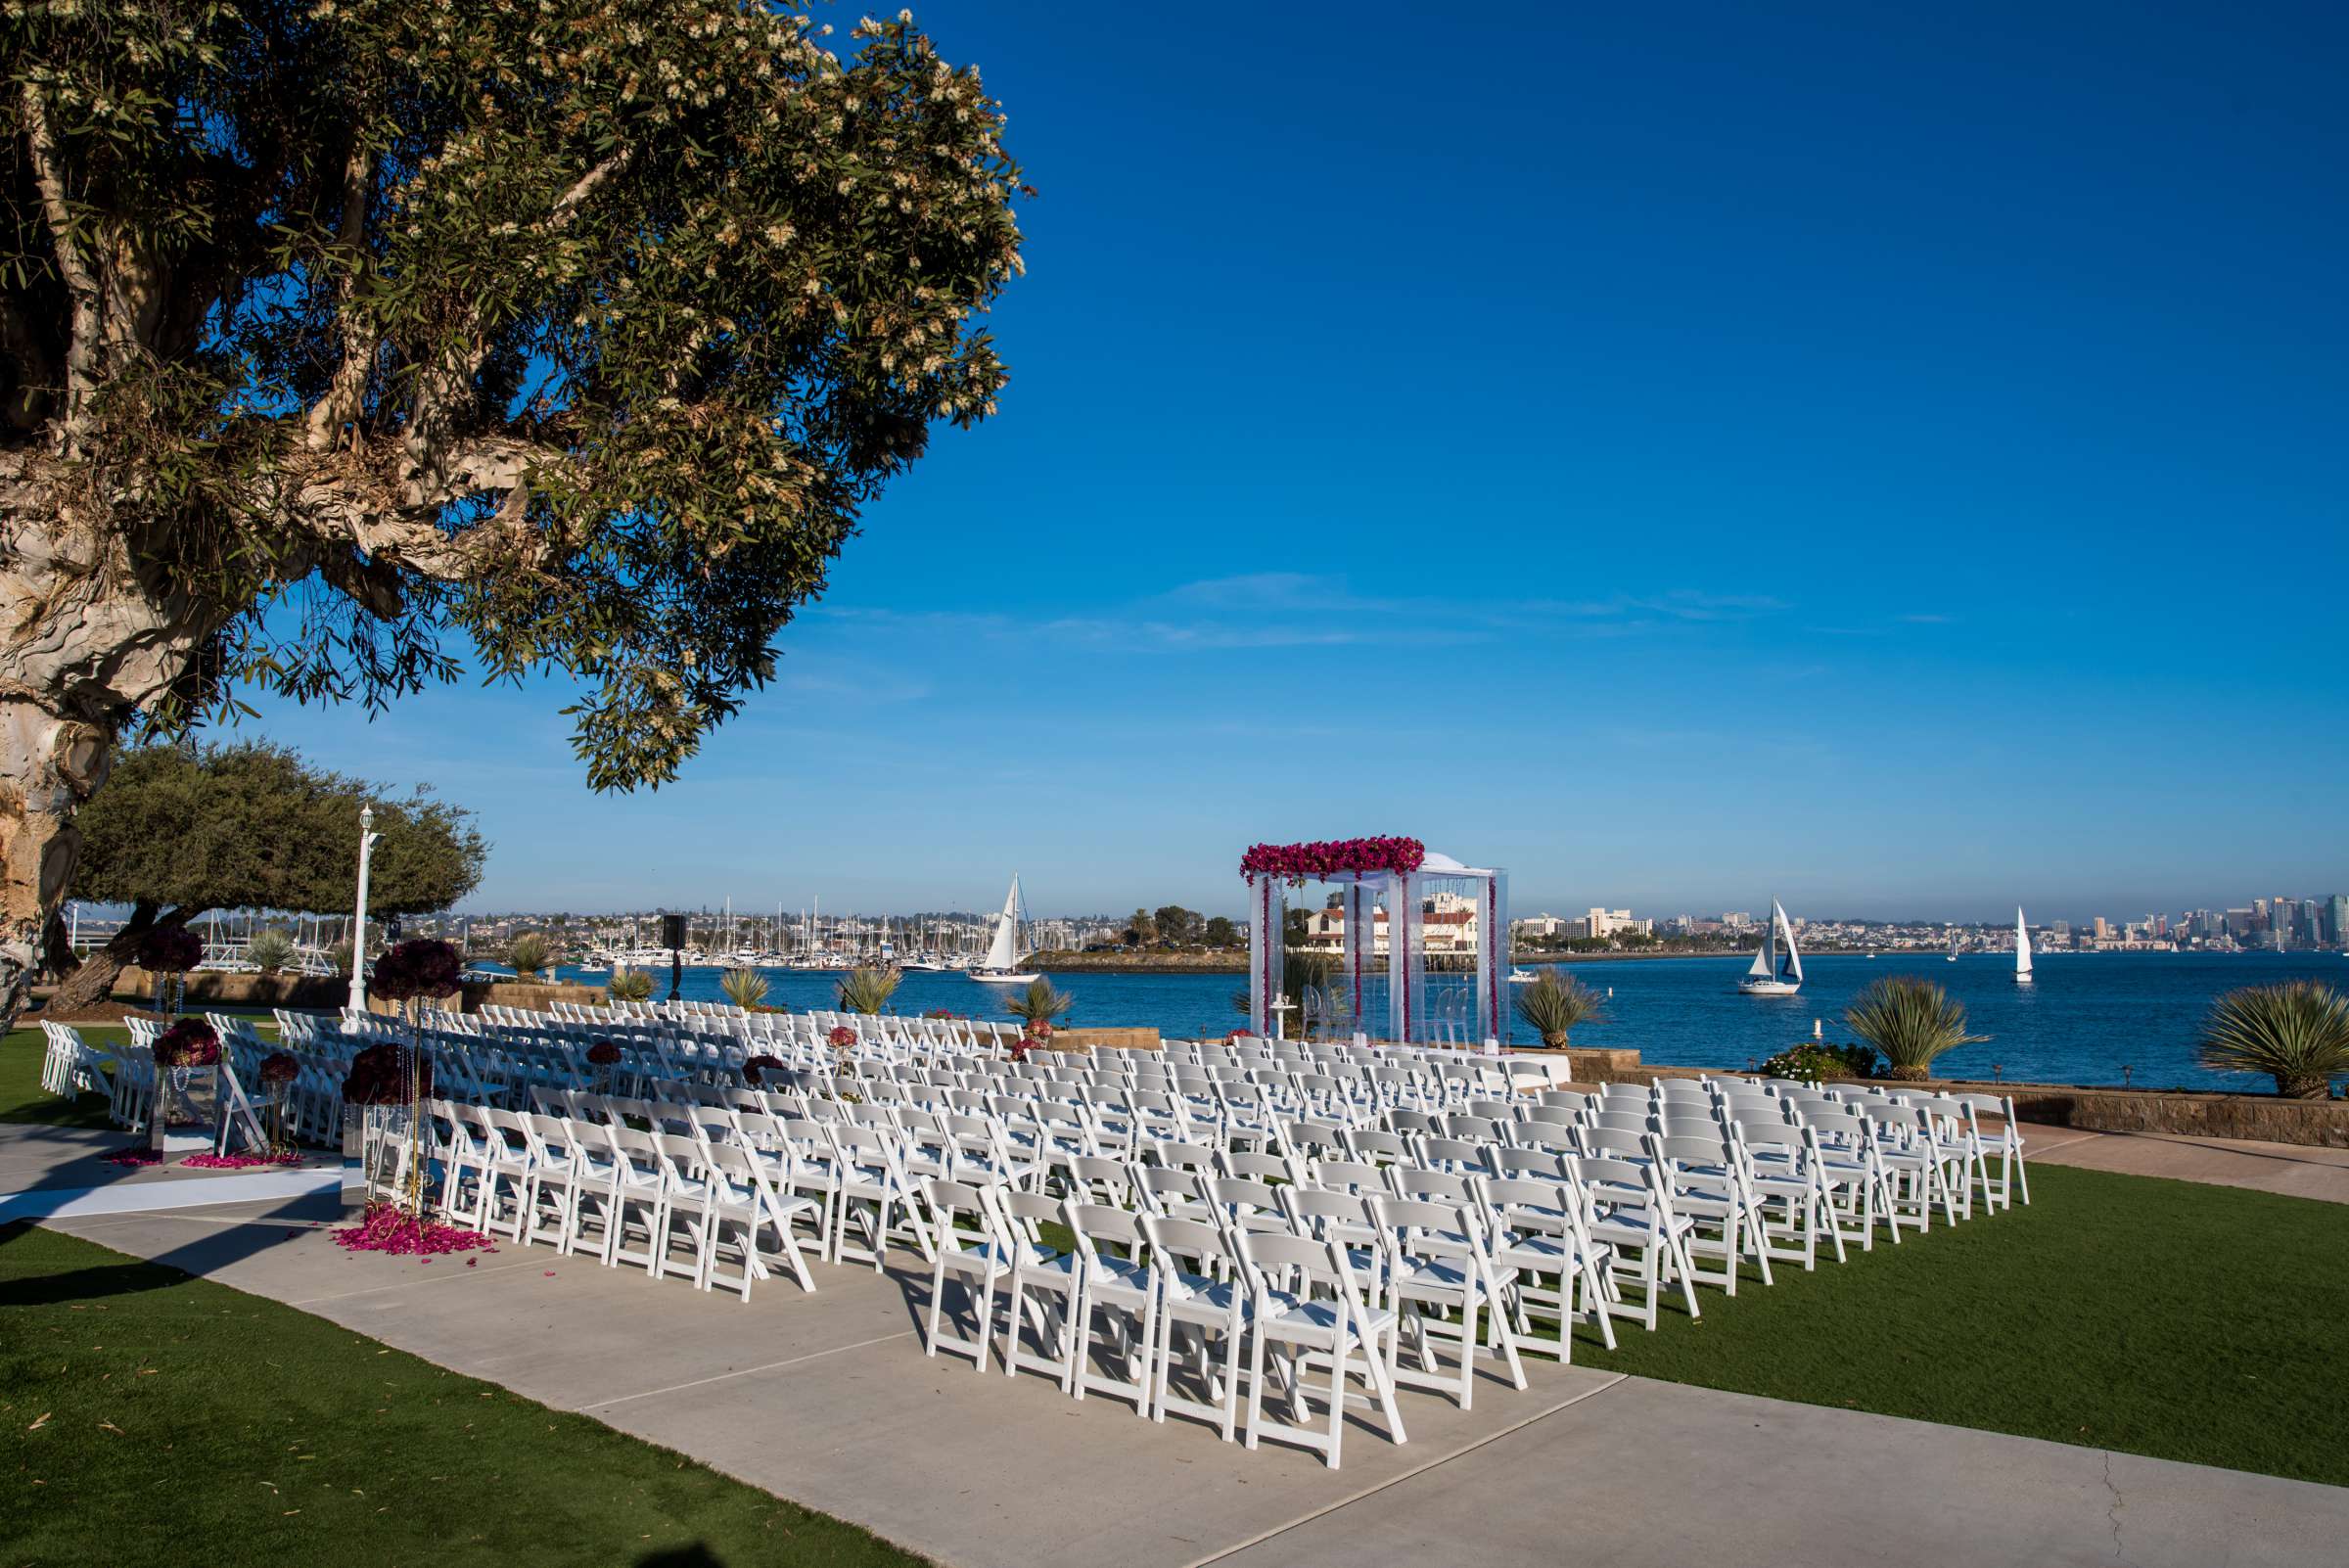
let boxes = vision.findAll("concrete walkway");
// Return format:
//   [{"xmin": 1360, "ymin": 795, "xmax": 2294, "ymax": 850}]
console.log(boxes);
[
  {"xmin": 2023, "ymin": 1124, "xmax": 2349, "ymax": 1203},
  {"xmin": 21, "ymin": 1169, "xmax": 2346, "ymax": 1568}
]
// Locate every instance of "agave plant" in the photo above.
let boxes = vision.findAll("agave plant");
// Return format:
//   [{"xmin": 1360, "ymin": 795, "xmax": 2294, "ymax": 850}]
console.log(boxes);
[
  {"xmin": 1004, "ymin": 978, "xmax": 1074, "ymax": 1029},
  {"xmin": 245, "ymin": 929, "xmax": 296, "ymax": 976},
  {"xmin": 605, "ymin": 966, "xmax": 655, "ymax": 1003},
  {"xmin": 1846, "ymin": 975, "xmax": 1986, "ymax": 1081},
  {"xmin": 504, "ymin": 931, "xmax": 553, "ymax": 980},
  {"xmin": 836, "ymin": 963, "xmax": 902, "ymax": 1016},
  {"xmin": 1515, "ymin": 970, "xmax": 1603, "ymax": 1048},
  {"xmin": 718, "ymin": 966, "xmax": 770, "ymax": 1010},
  {"xmin": 325, "ymin": 940, "xmax": 354, "ymax": 978},
  {"xmin": 2197, "ymin": 982, "xmax": 2349, "ymax": 1099}
]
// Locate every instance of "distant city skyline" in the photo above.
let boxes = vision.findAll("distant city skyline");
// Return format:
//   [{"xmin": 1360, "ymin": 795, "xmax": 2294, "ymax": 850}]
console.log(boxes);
[{"xmin": 226, "ymin": 0, "xmax": 2346, "ymax": 919}]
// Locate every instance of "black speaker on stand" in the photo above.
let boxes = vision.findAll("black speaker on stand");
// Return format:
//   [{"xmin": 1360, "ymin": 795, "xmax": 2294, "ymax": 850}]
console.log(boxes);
[{"xmin": 660, "ymin": 913, "xmax": 688, "ymax": 1001}]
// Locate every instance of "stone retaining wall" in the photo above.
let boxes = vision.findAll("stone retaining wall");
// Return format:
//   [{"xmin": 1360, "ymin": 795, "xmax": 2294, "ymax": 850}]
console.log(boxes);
[{"xmin": 113, "ymin": 967, "xmax": 608, "ymax": 1018}]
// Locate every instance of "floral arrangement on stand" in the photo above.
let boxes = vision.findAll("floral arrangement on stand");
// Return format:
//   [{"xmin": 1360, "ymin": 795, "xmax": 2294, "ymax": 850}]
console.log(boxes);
[
  {"xmin": 828, "ymin": 1024, "xmax": 859, "ymax": 1051},
  {"xmin": 1239, "ymin": 837, "xmax": 1425, "ymax": 885},
  {"xmin": 138, "ymin": 923, "xmax": 206, "ymax": 1014},
  {"xmin": 586, "ymin": 1038, "xmax": 622, "ymax": 1093},
  {"xmin": 743, "ymin": 1054, "xmax": 786, "ymax": 1085},
  {"xmin": 148, "ymin": 1017, "xmax": 220, "ymax": 1138},
  {"xmin": 332, "ymin": 939, "xmax": 476, "ymax": 1258},
  {"xmin": 259, "ymin": 1049, "xmax": 300, "ymax": 1153}
]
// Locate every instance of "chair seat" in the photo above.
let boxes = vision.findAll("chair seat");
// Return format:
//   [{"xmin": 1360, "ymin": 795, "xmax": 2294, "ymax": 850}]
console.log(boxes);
[{"xmin": 1259, "ymin": 1293, "xmax": 1395, "ymax": 1348}]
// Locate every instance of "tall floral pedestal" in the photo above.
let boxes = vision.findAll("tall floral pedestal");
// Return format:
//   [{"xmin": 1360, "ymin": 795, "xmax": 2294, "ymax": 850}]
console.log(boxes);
[{"xmin": 149, "ymin": 1064, "xmax": 220, "ymax": 1156}]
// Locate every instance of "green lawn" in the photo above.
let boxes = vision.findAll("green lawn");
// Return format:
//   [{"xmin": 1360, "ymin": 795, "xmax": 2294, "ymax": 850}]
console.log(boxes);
[
  {"xmin": 1563, "ymin": 1163, "xmax": 2349, "ymax": 1487},
  {"xmin": 0, "ymin": 1222, "xmax": 928, "ymax": 1568}
]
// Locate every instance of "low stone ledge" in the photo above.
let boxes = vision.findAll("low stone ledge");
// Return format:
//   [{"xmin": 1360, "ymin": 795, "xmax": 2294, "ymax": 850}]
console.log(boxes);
[{"xmin": 1054, "ymin": 1026, "xmax": 1162, "ymax": 1052}]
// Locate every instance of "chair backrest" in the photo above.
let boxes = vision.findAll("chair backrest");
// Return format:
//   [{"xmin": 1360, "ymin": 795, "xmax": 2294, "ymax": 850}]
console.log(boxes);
[
  {"xmin": 1279, "ymin": 1185, "xmax": 1369, "ymax": 1239},
  {"xmin": 1388, "ymin": 1166, "xmax": 1475, "ymax": 1204}
]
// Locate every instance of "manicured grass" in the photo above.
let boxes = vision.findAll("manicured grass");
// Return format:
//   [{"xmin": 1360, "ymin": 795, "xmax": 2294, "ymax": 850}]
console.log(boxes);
[
  {"xmin": 0, "ymin": 1222, "xmax": 928, "ymax": 1568},
  {"xmin": 1, "ymin": 1026, "xmax": 122, "ymax": 1130},
  {"xmin": 1563, "ymin": 1163, "xmax": 2349, "ymax": 1487}
]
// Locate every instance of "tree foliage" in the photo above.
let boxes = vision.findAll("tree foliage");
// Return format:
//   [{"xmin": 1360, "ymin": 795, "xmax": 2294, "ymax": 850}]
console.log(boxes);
[
  {"xmin": 71, "ymin": 741, "xmax": 485, "ymax": 919},
  {"xmin": 1152, "ymin": 904, "xmax": 1198, "ymax": 946},
  {"xmin": 1, "ymin": 1, "xmax": 1025, "ymax": 788}
]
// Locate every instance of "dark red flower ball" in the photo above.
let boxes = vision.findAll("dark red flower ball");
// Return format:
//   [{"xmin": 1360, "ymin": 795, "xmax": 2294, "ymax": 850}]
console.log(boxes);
[
  {"xmin": 258, "ymin": 1050, "xmax": 299, "ymax": 1084},
  {"xmin": 138, "ymin": 923, "xmax": 206, "ymax": 974},
  {"xmin": 153, "ymin": 1017, "xmax": 220, "ymax": 1068},
  {"xmin": 371, "ymin": 939, "xmax": 465, "ymax": 1003},
  {"xmin": 585, "ymin": 1039, "xmax": 622, "ymax": 1066},
  {"xmin": 342, "ymin": 1042, "xmax": 432, "ymax": 1106},
  {"xmin": 743, "ymin": 1054, "xmax": 786, "ymax": 1085}
]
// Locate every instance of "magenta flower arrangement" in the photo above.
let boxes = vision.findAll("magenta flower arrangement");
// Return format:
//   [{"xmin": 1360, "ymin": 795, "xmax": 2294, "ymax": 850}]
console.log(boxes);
[
  {"xmin": 922, "ymin": 1008, "xmax": 965, "ymax": 1020},
  {"xmin": 371, "ymin": 938, "xmax": 465, "ymax": 1002},
  {"xmin": 137, "ymin": 922, "xmax": 205, "ymax": 974},
  {"xmin": 743, "ymin": 1053, "xmax": 786, "ymax": 1084},
  {"xmin": 828, "ymin": 1025, "xmax": 858, "ymax": 1050},
  {"xmin": 259, "ymin": 1050, "xmax": 299, "ymax": 1085},
  {"xmin": 332, "ymin": 1202, "xmax": 496, "ymax": 1257},
  {"xmin": 102, "ymin": 1145, "xmax": 164, "ymax": 1166},
  {"xmin": 585, "ymin": 1040, "xmax": 623, "ymax": 1067},
  {"xmin": 1008, "ymin": 1035, "xmax": 1040, "ymax": 1063},
  {"xmin": 1239, "ymin": 837, "xmax": 1425, "ymax": 884},
  {"xmin": 183, "ymin": 1150, "xmax": 303, "ymax": 1169},
  {"xmin": 152, "ymin": 1017, "xmax": 220, "ymax": 1069},
  {"xmin": 342, "ymin": 1042, "xmax": 432, "ymax": 1105}
]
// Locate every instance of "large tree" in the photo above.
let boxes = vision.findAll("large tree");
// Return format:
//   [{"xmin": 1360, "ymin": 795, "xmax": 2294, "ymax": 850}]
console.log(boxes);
[
  {"xmin": 0, "ymin": 3, "xmax": 1023, "ymax": 1022},
  {"xmin": 51, "ymin": 739, "xmax": 485, "ymax": 1010}
]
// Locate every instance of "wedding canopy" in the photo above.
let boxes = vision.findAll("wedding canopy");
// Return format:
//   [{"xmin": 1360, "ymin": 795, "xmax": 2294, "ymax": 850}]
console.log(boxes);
[{"xmin": 1241, "ymin": 838, "xmax": 1508, "ymax": 1046}]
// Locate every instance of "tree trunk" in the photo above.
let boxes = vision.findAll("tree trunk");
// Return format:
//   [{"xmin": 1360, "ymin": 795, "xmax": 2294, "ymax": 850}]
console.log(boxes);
[
  {"xmin": 3, "ymin": 454, "xmax": 227, "ymax": 1031},
  {"xmin": 46, "ymin": 897, "xmax": 161, "ymax": 1017},
  {"xmin": 0, "ymin": 696, "xmax": 115, "ymax": 1029}
]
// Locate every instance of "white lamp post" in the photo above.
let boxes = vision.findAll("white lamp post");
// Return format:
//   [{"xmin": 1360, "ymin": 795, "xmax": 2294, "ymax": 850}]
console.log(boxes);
[{"xmin": 347, "ymin": 803, "xmax": 381, "ymax": 1013}]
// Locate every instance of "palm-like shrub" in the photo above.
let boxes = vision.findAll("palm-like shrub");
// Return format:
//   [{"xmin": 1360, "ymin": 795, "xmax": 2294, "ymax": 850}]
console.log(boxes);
[
  {"xmin": 326, "ymin": 941, "xmax": 354, "ymax": 978},
  {"xmin": 836, "ymin": 964, "xmax": 901, "ymax": 1016},
  {"xmin": 1846, "ymin": 975, "xmax": 1986, "ymax": 1081},
  {"xmin": 246, "ymin": 929, "xmax": 296, "ymax": 976},
  {"xmin": 2197, "ymin": 983, "xmax": 2349, "ymax": 1099},
  {"xmin": 1004, "ymin": 978, "xmax": 1074, "ymax": 1029},
  {"xmin": 718, "ymin": 967, "xmax": 770, "ymax": 1010},
  {"xmin": 606, "ymin": 966, "xmax": 655, "ymax": 1003},
  {"xmin": 1515, "ymin": 971, "xmax": 1603, "ymax": 1047},
  {"xmin": 504, "ymin": 932, "xmax": 553, "ymax": 979}
]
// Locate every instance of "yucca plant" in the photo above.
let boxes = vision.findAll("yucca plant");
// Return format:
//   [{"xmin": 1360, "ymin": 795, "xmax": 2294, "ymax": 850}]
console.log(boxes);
[
  {"xmin": 245, "ymin": 929, "xmax": 295, "ymax": 976},
  {"xmin": 606, "ymin": 966, "xmax": 655, "ymax": 1003},
  {"xmin": 325, "ymin": 941, "xmax": 354, "ymax": 978},
  {"xmin": 1846, "ymin": 975, "xmax": 1986, "ymax": 1082},
  {"xmin": 1515, "ymin": 971, "xmax": 1603, "ymax": 1048},
  {"xmin": 836, "ymin": 964, "xmax": 901, "ymax": 1016},
  {"xmin": 2197, "ymin": 982, "xmax": 2349, "ymax": 1099},
  {"xmin": 1005, "ymin": 978, "xmax": 1074, "ymax": 1029},
  {"xmin": 504, "ymin": 932, "xmax": 553, "ymax": 980},
  {"xmin": 718, "ymin": 966, "xmax": 770, "ymax": 1010}
]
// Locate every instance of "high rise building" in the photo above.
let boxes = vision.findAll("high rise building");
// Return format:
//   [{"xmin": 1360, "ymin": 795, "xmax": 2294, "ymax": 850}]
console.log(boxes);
[{"xmin": 2328, "ymin": 895, "xmax": 2349, "ymax": 948}]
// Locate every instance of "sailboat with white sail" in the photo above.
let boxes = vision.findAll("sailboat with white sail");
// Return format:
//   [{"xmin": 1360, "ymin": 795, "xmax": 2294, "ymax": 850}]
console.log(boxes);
[
  {"xmin": 969, "ymin": 875, "xmax": 1039, "ymax": 983},
  {"xmin": 1947, "ymin": 929, "xmax": 1960, "ymax": 962},
  {"xmin": 1737, "ymin": 899, "xmax": 1804, "ymax": 995},
  {"xmin": 2014, "ymin": 906, "xmax": 2034, "ymax": 985}
]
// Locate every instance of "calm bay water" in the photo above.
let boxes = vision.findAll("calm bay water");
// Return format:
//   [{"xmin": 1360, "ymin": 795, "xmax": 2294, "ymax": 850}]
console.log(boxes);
[{"xmin": 549, "ymin": 950, "xmax": 2348, "ymax": 1093}]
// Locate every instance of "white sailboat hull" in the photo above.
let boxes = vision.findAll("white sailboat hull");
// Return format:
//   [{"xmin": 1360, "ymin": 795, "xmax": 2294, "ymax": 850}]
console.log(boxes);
[
  {"xmin": 969, "ymin": 969, "xmax": 1039, "ymax": 984},
  {"xmin": 1737, "ymin": 978, "xmax": 1801, "ymax": 995}
]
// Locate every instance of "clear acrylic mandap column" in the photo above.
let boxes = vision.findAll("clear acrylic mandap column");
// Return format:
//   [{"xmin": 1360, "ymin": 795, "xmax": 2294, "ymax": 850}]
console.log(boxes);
[{"xmin": 1247, "ymin": 874, "xmax": 1286, "ymax": 1038}]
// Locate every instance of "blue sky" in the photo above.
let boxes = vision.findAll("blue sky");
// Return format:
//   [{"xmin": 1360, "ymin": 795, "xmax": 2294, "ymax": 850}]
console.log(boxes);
[{"xmin": 245, "ymin": 0, "xmax": 2349, "ymax": 922}]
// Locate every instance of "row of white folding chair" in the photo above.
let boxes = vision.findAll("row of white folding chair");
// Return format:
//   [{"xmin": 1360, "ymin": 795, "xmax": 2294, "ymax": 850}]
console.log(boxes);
[
  {"xmin": 431, "ymin": 1101, "xmax": 820, "ymax": 1300},
  {"xmin": 924, "ymin": 1177, "xmax": 1443, "ymax": 1470}
]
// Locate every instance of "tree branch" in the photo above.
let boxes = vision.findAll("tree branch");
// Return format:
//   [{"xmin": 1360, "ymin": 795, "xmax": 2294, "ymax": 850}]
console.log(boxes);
[
  {"xmin": 303, "ymin": 141, "xmax": 378, "ymax": 451},
  {"xmin": 399, "ymin": 151, "xmax": 627, "ymax": 496},
  {"xmin": 20, "ymin": 83, "xmax": 103, "ymax": 455}
]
